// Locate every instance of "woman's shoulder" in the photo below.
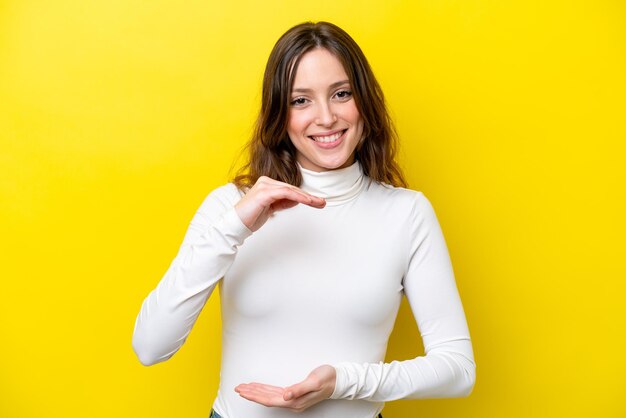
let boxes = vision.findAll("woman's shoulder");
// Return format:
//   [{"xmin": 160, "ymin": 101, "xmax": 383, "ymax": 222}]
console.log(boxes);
[
  {"xmin": 365, "ymin": 178, "xmax": 426, "ymax": 206},
  {"xmin": 212, "ymin": 182, "xmax": 245, "ymax": 200},
  {"xmin": 364, "ymin": 179, "xmax": 439, "ymax": 220},
  {"xmin": 365, "ymin": 181, "xmax": 442, "ymax": 234},
  {"xmin": 195, "ymin": 182, "xmax": 245, "ymax": 215}
]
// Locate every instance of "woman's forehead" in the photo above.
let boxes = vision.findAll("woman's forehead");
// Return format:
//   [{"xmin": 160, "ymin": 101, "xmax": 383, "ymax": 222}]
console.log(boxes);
[{"xmin": 291, "ymin": 49, "xmax": 350, "ymax": 90}]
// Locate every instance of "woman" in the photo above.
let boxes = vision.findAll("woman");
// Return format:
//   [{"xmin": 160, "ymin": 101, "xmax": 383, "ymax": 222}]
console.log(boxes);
[{"xmin": 132, "ymin": 21, "xmax": 476, "ymax": 418}]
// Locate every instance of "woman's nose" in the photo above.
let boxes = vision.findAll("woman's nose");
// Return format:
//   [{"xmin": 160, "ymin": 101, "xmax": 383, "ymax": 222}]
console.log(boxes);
[{"xmin": 315, "ymin": 102, "xmax": 337, "ymax": 127}]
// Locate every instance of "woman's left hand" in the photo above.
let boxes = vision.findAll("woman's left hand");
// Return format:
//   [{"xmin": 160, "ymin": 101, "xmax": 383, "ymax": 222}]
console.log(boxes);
[{"xmin": 234, "ymin": 365, "xmax": 336, "ymax": 413}]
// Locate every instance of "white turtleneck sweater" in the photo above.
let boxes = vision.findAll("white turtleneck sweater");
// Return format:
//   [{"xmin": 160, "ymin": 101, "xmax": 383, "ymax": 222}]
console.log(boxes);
[{"xmin": 132, "ymin": 161, "xmax": 476, "ymax": 418}]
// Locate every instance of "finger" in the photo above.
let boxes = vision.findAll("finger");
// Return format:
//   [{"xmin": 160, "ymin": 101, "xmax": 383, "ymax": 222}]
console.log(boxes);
[
  {"xmin": 285, "ymin": 390, "xmax": 325, "ymax": 412},
  {"xmin": 236, "ymin": 382, "xmax": 283, "ymax": 393},
  {"xmin": 260, "ymin": 188, "xmax": 325, "ymax": 209},
  {"xmin": 236, "ymin": 384, "xmax": 288, "ymax": 407},
  {"xmin": 270, "ymin": 199, "xmax": 300, "ymax": 212},
  {"xmin": 238, "ymin": 382, "xmax": 284, "ymax": 393},
  {"xmin": 236, "ymin": 383, "xmax": 285, "ymax": 397},
  {"xmin": 284, "ymin": 378, "xmax": 320, "ymax": 401},
  {"xmin": 237, "ymin": 390, "xmax": 278, "ymax": 407},
  {"xmin": 257, "ymin": 179, "xmax": 327, "ymax": 207},
  {"xmin": 274, "ymin": 187, "xmax": 326, "ymax": 207}
]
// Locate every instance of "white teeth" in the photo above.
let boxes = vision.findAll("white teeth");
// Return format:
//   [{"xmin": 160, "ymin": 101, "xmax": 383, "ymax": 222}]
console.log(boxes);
[{"xmin": 311, "ymin": 131, "xmax": 343, "ymax": 143}]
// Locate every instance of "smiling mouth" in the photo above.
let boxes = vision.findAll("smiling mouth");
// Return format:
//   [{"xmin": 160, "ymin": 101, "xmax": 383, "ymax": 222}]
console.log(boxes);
[{"xmin": 308, "ymin": 129, "xmax": 347, "ymax": 143}]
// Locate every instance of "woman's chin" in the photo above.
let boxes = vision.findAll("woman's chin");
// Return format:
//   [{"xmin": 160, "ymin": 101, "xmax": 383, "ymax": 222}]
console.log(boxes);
[{"xmin": 305, "ymin": 157, "xmax": 353, "ymax": 172}]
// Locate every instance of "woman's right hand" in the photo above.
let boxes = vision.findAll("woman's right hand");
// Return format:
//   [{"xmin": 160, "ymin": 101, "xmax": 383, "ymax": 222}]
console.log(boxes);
[{"xmin": 234, "ymin": 176, "xmax": 326, "ymax": 232}]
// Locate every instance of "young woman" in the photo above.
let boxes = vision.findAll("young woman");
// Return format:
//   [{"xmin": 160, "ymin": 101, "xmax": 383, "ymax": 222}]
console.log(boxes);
[{"xmin": 132, "ymin": 21, "xmax": 476, "ymax": 418}]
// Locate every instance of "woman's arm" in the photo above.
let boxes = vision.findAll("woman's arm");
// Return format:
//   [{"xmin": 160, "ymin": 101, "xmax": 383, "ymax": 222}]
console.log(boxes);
[
  {"xmin": 235, "ymin": 192, "xmax": 475, "ymax": 409},
  {"xmin": 132, "ymin": 179, "xmax": 325, "ymax": 366},
  {"xmin": 330, "ymin": 192, "xmax": 476, "ymax": 401},
  {"xmin": 131, "ymin": 184, "xmax": 253, "ymax": 366}
]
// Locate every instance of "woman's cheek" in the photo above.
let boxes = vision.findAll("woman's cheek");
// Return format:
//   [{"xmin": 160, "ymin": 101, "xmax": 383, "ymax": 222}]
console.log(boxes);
[{"xmin": 288, "ymin": 111, "xmax": 308, "ymax": 135}]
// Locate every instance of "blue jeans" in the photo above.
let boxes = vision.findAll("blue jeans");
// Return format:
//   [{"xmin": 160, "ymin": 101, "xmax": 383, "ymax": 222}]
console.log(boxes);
[{"xmin": 210, "ymin": 409, "xmax": 383, "ymax": 418}]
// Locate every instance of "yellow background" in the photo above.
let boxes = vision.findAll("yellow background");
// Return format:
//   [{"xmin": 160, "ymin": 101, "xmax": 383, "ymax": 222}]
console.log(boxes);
[{"xmin": 1, "ymin": 0, "xmax": 624, "ymax": 417}]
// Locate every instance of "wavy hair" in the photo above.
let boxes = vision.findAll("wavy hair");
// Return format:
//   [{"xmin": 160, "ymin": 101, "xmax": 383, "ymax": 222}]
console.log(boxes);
[{"xmin": 232, "ymin": 21, "xmax": 407, "ymax": 190}]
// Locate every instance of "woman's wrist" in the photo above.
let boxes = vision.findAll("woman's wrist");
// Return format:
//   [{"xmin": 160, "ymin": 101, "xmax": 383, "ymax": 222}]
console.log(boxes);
[{"xmin": 319, "ymin": 364, "xmax": 337, "ymax": 399}]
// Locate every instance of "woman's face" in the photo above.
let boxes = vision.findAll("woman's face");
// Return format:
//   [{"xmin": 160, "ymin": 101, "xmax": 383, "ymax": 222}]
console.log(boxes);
[{"xmin": 286, "ymin": 48, "xmax": 364, "ymax": 172}]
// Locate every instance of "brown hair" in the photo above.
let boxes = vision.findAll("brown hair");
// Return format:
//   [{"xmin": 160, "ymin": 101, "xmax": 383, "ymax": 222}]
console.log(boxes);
[{"xmin": 232, "ymin": 21, "xmax": 407, "ymax": 190}]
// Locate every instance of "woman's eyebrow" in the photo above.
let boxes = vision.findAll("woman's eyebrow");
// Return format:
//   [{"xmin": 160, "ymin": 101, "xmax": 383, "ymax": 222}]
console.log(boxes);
[{"xmin": 292, "ymin": 79, "xmax": 350, "ymax": 93}]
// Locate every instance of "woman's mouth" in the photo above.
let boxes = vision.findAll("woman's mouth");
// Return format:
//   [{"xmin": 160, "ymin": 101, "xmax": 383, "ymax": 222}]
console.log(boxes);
[{"xmin": 308, "ymin": 129, "xmax": 347, "ymax": 148}]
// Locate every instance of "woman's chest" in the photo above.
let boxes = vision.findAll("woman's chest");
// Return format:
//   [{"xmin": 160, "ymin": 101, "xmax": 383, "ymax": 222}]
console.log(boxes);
[{"xmin": 221, "ymin": 204, "xmax": 409, "ymax": 327}]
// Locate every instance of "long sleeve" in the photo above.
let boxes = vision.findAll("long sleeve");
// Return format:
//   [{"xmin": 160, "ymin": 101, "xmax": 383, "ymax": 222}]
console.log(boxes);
[
  {"xmin": 330, "ymin": 192, "xmax": 476, "ymax": 401},
  {"xmin": 132, "ymin": 184, "xmax": 252, "ymax": 366}
]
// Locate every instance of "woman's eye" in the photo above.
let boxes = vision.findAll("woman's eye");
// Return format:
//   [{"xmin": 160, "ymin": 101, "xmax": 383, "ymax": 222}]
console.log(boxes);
[
  {"xmin": 335, "ymin": 90, "xmax": 353, "ymax": 99},
  {"xmin": 290, "ymin": 97, "xmax": 307, "ymax": 106}
]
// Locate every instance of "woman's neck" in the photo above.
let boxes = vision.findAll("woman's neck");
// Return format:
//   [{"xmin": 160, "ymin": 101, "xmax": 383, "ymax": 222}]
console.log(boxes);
[{"xmin": 297, "ymin": 160, "xmax": 366, "ymax": 206}]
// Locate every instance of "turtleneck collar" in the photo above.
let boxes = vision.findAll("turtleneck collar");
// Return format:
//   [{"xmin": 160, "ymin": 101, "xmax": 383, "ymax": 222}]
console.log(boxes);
[{"xmin": 297, "ymin": 160, "xmax": 367, "ymax": 206}]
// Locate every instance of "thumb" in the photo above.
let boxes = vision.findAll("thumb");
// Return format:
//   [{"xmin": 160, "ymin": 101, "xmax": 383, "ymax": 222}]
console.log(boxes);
[
  {"xmin": 283, "ymin": 378, "xmax": 318, "ymax": 401},
  {"xmin": 271, "ymin": 199, "xmax": 299, "ymax": 212}
]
